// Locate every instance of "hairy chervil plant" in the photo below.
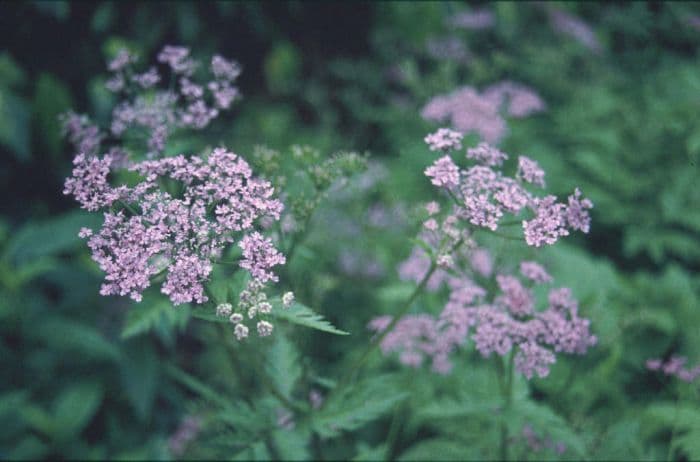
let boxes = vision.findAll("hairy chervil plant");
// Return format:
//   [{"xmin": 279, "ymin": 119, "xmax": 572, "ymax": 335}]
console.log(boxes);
[
  {"xmin": 375, "ymin": 128, "xmax": 595, "ymax": 371},
  {"xmin": 62, "ymin": 46, "xmax": 296, "ymax": 339},
  {"xmin": 366, "ymin": 125, "xmax": 595, "ymax": 460}
]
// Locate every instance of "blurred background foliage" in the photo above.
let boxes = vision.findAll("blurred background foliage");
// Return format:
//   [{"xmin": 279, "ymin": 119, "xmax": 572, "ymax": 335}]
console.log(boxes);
[{"xmin": 1, "ymin": 1, "xmax": 700, "ymax": 460}]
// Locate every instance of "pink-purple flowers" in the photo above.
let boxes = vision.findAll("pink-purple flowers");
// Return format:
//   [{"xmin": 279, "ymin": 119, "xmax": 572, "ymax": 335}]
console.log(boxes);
[
  {"xmin": 65, "ymin": 45, "xmax": 240, "ymax": 161},
  {"xmin": 62, "ymin": 46, "xmax": 285, "ymax": 313},
  {"xmin": 373, "ymin": 253, "xmax": 596, "ymax": 379},
  {"xmin": 421, "ymin": 82, "xmax": 545, "ymax": 145},
  {"xmin": 372, "ymin": 124, "xmax": 596, "ymax": 379},
  {"xmin": 65, "ymin": 148, "xmax": 284, "ymax": 305},
  {"xmin": 423, "ymin": 131, "xmax": 593, "ymax": 246}
]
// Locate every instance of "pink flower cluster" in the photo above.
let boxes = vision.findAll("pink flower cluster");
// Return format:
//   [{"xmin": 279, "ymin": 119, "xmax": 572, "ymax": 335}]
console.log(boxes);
[
  {"xmin": 64, "ymin": 45, "xmax": 240, "ymax": 160},
  {"xmin": 482, "ymin": 81, "xmax": 547, "ymax": 119},
  {"xmin": 423, "ymin": 136, "xmax": 592, "ymax": 246},
  {"xmin": 168, "ymin": 415, "xmax": 202, "ymax": 458},
  {"xmin": 421, "ymin": 82, "xmax": 544, "ymax": 144},
  {"xmin": 424, "ymin": 128, "xmax": 464, "ymax": 152},
  {"xmin": 446, "ymin": 8, "xmax": 495, "ymax": 30},
  {"xmin": 373, "ymin": 255, "xmax": 596, "ymax": 379},
  {"xmin": 65, "ymin": 147, "xmax": 284, "ymax": 306},
  {"xmin": 548, "ymin": 8, "xmax": 601, "ymax": 53},
  {"xmin": 647, "ymin": 356, "xmax": 700, "ymax": 383}
]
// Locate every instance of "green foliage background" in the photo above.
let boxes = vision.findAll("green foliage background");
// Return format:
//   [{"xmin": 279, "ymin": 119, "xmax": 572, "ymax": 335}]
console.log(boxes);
[{"xmin": 1, "ymin": 1, "xmax": 699, "ymax": 460}]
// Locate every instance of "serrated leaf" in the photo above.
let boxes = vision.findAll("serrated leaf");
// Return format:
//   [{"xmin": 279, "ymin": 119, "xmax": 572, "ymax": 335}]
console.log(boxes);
[
  {"xmin": 52, "ymin": 382, "xmax": 104, "ymax": 440},
  {"xmin": 399, "ymin": 438, "xmax": 479, "ymax": 461},
  {"xmin": 353, "ymin": 443, "xmax": 387, "ymax": 461},
  {"xmin": 35, "ymin": 317, "xmax": 120, "ymax": 362},
  {"xmin": 189, "ymin": 304, "xmax": 227, "ymax": 324},
  {"xmin": 271, "ymin": 427, "xmax": 311, "ymax": 461},
  {"xmin": 120, "ymin": 342, "xmax": 159, "ymax": 420},
  {"xmin": 417, "ymin": 397, "xmax": 502, "ymax": 420},
  {"xmin": 270, "ymin": 299, "xmax": 348, "ymax": 335},
  {"xmin": 233, "ymin": 441, "xmax": 270, "ymax": 461},
  {"xmin": 6, "ymin": 435, "xmax": 49, "ymax": 460},
  {"xmin": 505, "ymin": 400, "xmax": 587, "ymax": 458},
  {"xmin": 312, "ymin": 375, "xmax": 407, "ymax": 438},
  {"xmin": 121, "ymin": 300, "xmax": 189, "ymax": 339},
  {"xmin": 266, "ymin": 333, "xmax": 302, "ymax": 399},
  {"xmin": 594, "ymin": 418, "xmax": 644, "ymax": 460},
  {"xmin": 3, "ymin": 210, "xmax": 103, "ymax": 264},
  {"xmin": 0, "ymin": 88, "xmax": 30, "ymax": 160},
  {"xmin": 165, "ymin": 365, "xmax": 229, "ymax": 409}
]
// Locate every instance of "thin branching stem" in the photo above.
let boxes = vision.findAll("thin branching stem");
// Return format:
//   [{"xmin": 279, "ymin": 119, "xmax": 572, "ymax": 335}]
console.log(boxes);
[{"xmin": 324, "ymin": 237, "xmax": 465, "ymax": 409}]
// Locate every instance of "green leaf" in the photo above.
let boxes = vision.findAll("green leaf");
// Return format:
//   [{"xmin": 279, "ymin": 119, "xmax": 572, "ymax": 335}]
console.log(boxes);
[
  {"xmin": 417, "ymin": 397, "xmax": 502, "ymax": 420},
  {"xmin": 271, "ymin": 427, "xmax": 311, "ymax": 461},
  {"xmin": 643, "ymin": 402, "xmax": 700, "ymax": 460},
  {"xmin": 594, "ymin": 418, "xmax": 644, "ymax": 460},
  {"xmin": 353, "ymin": 443, "xmax": 387, "ymax": 461},
  {"xmin": 6, "ymin": 435, "xmax": 49, "ymax": 460},
  {"xmin": 165, "ymin": 365, "xmax": 229, "ymax": 409},
  {"xmin": 121, "ymin": 299, "xmax": 189, "ymax": 339},
  {"xmin": 0, "ymin": 53, "xmax": 25, "ymax": 87},
  {"xmin": 120, "ymin": 342, "xmax": 159, "ymax": 420},
  {"xmin": 398, "ymin": 438, "xmax": 479, "ymax": 461},
  {"xmin": 33, "ymin": 73, "xmax": 73, "ymax": 156},
  {"xmin": 52, "ymin": 382, "xmax": 104, "ymax": 440},
  {"xmin": 506, "ymin": 400, "xmax": 587, "ymax": 458},
  {"xmin": 3, "ymin": 210, "xmax": 103, "ymax": 264},
  {"xmin": 233, "ymin": 441, "xmax": 270, "ymax": 461},
  {"xmin": 266, "ymin": 333, "xmax": 302, "ymax": 399},
  {"xmin": 35, "ymin": 317, "xmax": 120, "ymax": 362},
  {"xmin": 270, "ymin": 299, "xmax": 348, "ymax": 336},
  {"xmin": 312, "ymin": 375, "xmax": 407, "ymax": 438},
  {"xmin": 0, "ymin": 87, "xmax": 30, "ymax": 160}
]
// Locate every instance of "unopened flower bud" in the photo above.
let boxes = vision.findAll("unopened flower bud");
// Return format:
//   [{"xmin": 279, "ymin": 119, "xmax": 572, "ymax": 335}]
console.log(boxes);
[
  {"xmin": 282, "ymin": 291, "xmax": 295, "ymax": 308},
  {"xmin": 234, "ymin": 323, "xmax": 249, "ymax": 340},
  {"xmin": 216, "ymin": 303, "xmax": 232, "ymax": 317},
  {"xmin": 258, "ymin": 301, "xmax": 272, "ymax": 314},
  {"xmin": 257, "ymin": 320, "xmax": 273, "ymax": 337}
]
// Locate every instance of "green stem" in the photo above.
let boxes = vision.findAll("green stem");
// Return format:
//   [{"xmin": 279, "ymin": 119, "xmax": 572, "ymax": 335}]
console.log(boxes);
[
  {"xmin": 212, "ymin": 257, "xmax": 242, "ymax": 266},
  {"xmin": 667, "ymin": 391, "xmax": 681, "ymax": 462},
  {"xmin": 481, "ymin": 228, "xmax": 525, "ymax": 242},
  {"xmin": 499, "ymin": 351, "xmax": 515, "ymax": 461},
  {"xmin": 331, "ymin": 261, "xmax": 438, "ymax": 399},
  {"xmin": 285, "ymin": 197, "xmax": 319, "ymax": 262},
  {"xmin": 206, "ymin": 282, "xmax": 306, "ymax": 415},
  {"xmin": 255, "ymin": 359, "xmax": 308, "ymax": 414},
  {"xmin": 117, "ymin": 199, "xmax": 140, "ymax": 216},
  {"xmin": 324, "ymin": 237, "xmax": 465, "ymax": 409},
  {"xmin": 384, "ymin": 403, "xmax": 403, "ymax": 461},
  {"xmin": 446, "ymin": 188, "xmax": 462, "ymax": 207}
]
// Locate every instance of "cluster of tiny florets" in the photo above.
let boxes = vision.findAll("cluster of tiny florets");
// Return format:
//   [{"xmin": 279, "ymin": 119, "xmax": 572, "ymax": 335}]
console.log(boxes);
[
  {"xmin": 421, "ymin": 82, "xmax": 544, "ymax": 144},
  {"xmin": 63, "ymin": 45, "xmax": 240, "ymax": 161},
  {"xmin": 422, "ymin": 129, "xmax": 592, "ymax": 246},
  {"xmin": 424, "ymin": 128, "xmax": 464, "ymax": 152},
  {"xmin": 647, "ymin": 356, "xmax": 700, "ymax": 383},
  {"xmin": 66, "ymin": 148, "xmax": 285, "ymax": 307},
  {"xmin": 446, "ymin": 8, "xmax": 495, "ymax": 30},
  {"xmin": 547, "ymin": 8, "xmax": 601, "ymax": 53},
  {"xmin": 373, "ymin": 253, "xmax": 596, "ymax": 379},
  {"xmin": 378, "ymin": 122, "xmax": 596, "ymax": 378}
]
